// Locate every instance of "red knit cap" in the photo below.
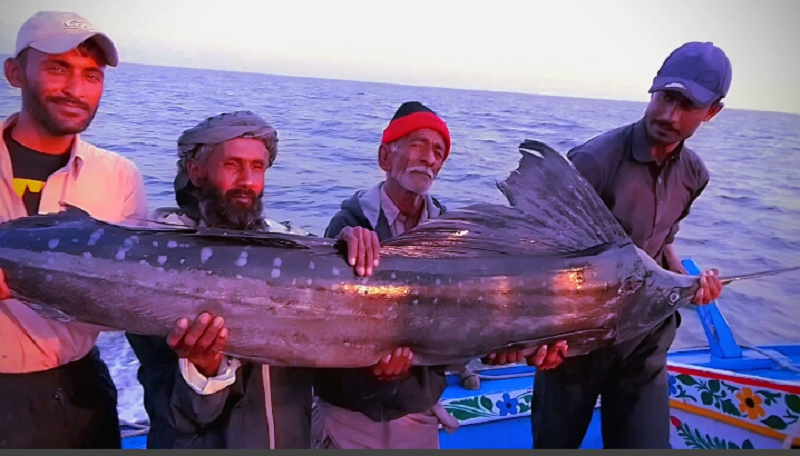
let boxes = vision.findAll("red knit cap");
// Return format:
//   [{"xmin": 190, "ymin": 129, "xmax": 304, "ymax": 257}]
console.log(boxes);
[{"xmin": 381, "ymin": 101, "xmax": 451, "ymax": 157}]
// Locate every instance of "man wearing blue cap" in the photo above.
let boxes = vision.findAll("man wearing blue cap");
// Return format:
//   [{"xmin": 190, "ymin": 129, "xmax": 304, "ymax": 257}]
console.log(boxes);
[{"xmin": 530, "ymin": 42, "xmax": 729, "ymax": 449}]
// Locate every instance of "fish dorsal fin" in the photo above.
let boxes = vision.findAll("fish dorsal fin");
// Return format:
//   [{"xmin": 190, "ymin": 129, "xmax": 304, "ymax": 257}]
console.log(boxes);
[{"xmin": 381, "ymin": 140, "xmax": 630, "ymax": 258}]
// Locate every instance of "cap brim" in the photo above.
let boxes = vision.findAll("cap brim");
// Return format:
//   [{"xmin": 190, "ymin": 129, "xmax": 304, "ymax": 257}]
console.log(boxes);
[
  {"xmin": 649, "ymin": 77, "xmax": 716, "ymax": 108},
  {"xmin": 28, "ymin": 30, "xmax": 119, "ymax": 67}
]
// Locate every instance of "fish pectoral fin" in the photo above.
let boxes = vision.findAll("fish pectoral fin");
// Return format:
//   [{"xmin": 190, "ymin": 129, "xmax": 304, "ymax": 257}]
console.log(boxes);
[{"xmin": 380, "ymin": 140, "xmax": 630, "ymax": 258}]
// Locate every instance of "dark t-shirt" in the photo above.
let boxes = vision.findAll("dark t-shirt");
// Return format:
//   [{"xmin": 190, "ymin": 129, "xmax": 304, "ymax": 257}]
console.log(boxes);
[{"xmin": 3, "ymin": 127, "xmax": 71, "ymax": 216}]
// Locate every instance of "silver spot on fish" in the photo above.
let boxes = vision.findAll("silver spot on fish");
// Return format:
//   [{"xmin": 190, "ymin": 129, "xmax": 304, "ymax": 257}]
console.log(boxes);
[
  {"xmin": 332, "ymin": 267, "xmax": 340, "ymax": 276},
  {"xmin": 306, "ymin": 279, "xmax": 312, "ymax": 285},
  {"xmin": 139, "ymin": 260, "xmax": 148, "ymax": 265},
  {"xmin": 157, "ymin": 256, "xmax": 168, "ymax": 265},
  {"xmin": 157, "ymin": 267, "xmax": 165, "ymax": 273},
  {"xmin": 309, "ymin": 261, "xmax": 315, "ymax": 270},
  {"xmin": 116, "ymin": 248, "xmax": 128, "ymax": 261},
  {"xmin": 201, "ymin": 247, "xmax": 213, "ymax": 264},
  {"xmin": 46, "ymin": 274, "xmax": 53, "ymax": 282},
  {"xmin": 292, "ymin": 279, "xmax": 297, "ymax": 285},
  {"xmin": 433, "ymin": 298, "xmax": 438, "ymax": 304},
  {"xmin": 167, "ymin": 240, "xmax": 178, "ymax": 249},
  {"xmin": 47, "ymin": 257, "xmax": 56, "ymax": 265},
  {"xmin": 83, "ymin": 252, "xmax": 92, "ymax": 259},
  {"xmin": 48, "ymin": 239, "xmax": 60, "ymax": 249},
  {"xmin": 153, "ymin": 241, "xmax": 159, "ymax": 247},
  {"xmin": 72, "ymin": 238, "xmax": 79, "ymax": 243},
  {"xmin": 390, "ymin": 273, "xmax": 397, "ymax": 280},
  {"xmin": 88, "ymin": 229, "xmax": 104, "ymax": 246},
  {"xmin": 273, "ymin": 258, "xmax": 283, "ymax": 267},
  {"xmin": 271, "ymin": 268, "xmax": 281, "ymax": 278},
  {"xmin": 412, "ymin": 299, "xmax": 419, "ymax": 305},
  {"xmin": 179, "ymin": 259, "xmax": 185, "ymax": 265},
  {"xmin": 235, "ymin": 274, "xmax": 243, "ymax": 280},
  {"xmin": 235, "ymin": 251, "xmax": 248, "ymax": 267},
  {"xmin": 435, "ymin": 279, "xmax": 441, "ymax": 286}
]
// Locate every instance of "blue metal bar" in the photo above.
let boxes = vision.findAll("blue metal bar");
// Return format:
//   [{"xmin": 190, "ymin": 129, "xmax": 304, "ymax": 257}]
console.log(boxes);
[{"xmin": 682, "ymin": 258, "xmax": 743, "ymax": 359}]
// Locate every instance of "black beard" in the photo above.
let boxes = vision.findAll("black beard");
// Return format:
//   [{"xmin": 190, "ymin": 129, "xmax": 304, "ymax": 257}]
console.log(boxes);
[
  {"xmin": 22, "ymin": 85, "xmax": 98, "ymax": 136},
  {"xmin": 196, "ymin": 184, "xmax": 266, "ymax": 231}
]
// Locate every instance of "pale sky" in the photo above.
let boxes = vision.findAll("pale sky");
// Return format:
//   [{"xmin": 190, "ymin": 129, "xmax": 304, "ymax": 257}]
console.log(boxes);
[{"xmin": 2, "ymin": 0, "xmax": 799, "ymax": 114}]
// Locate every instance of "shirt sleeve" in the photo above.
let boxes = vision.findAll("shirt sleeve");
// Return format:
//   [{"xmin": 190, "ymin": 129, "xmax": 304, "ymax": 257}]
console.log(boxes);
[{"xmin": 178, "ymin": 355, "xmax": 242, "ymax": 395}]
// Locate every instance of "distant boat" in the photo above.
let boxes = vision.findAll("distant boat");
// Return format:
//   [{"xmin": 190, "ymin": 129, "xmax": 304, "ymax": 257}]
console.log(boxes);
[{"xmin": 120, "ymin": 259, "xmax": 800, "ymax": 450}]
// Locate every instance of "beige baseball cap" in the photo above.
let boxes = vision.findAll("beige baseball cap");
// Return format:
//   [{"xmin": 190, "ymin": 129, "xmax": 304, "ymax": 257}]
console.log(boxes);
[{"xmin": 15, "ymin": 11, "xmax": 119, "ymax": 67}]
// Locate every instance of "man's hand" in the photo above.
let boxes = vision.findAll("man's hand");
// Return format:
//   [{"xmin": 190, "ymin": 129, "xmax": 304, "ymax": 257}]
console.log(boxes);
[
  {"xmin": 167, "ymin": 312, "xmax": 228, "ymax": 378},
  {"xmin": 372, "ymin": 347, "xmax": 413, "ymax": 381},
  {"xmin": 0, "ymin": 269, "xmax": 10, "ymax": 300},
  {"xmin": 337, "ymin": 227, "xmax": 381, "ymax": 277},
  {"xmin": 482, "ymin": 341, "xmax": 568, "ymax": 371},
  {"xmin": 693, "ymin": 269, "xmax": 723, "ymax": 305}
]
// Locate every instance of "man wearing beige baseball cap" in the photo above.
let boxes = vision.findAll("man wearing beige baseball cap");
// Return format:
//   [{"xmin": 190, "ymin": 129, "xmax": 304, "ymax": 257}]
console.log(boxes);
[{"xmin": 0, "ymin": 11, "xmax": 147, "ymax": 449}]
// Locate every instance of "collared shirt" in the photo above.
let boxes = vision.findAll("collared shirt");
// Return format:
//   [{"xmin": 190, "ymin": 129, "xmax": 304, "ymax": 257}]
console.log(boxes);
[
  {"xmin": 566, "ymin": 118, "xmax": 710, "ymax": 266},
  {"xmin": 0, "ymin": 113, "xmax": 149, "ymax": 374},
  {"xmin": 379, "ymin": 183, "xmax": 436, "ymax": 237}
]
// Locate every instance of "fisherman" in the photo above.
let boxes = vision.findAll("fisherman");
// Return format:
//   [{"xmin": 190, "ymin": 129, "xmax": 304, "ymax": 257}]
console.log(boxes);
[
  {"xmin": 530, "ymin": 42, "xmax": 728, "ymax": 449},
  {"xmin": 125, "ymin": 110, "xmax": 383, "ymax": 449},
  {"xmin": 307, "ymin": 101, "xmax": 566, "ymax": 449},
  {"xmin": 0, "ymin": 11, "xmax": 148, "ymax": 449}
]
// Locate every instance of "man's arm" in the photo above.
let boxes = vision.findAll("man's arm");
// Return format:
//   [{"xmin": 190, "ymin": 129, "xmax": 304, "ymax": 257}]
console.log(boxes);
[
  {"xmin": 126, "ymin": 333, "xmax": 239, "ymax": 437},
  {"xmin": 122, "ymin": 165, "xmax": 150, "ymax": 224}
]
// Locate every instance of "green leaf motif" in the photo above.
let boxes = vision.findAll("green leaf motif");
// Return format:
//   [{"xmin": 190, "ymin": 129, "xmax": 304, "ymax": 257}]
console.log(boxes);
[
  {"xmin": 720, "ymin": 399, "xmax": 743, "ymax": 417},
  {"xmin": 448, "ymin": 408, "xmax": 482, "ymax": 421},
  {"xmin": 675, "ymin": 374, "xmax": 697, "ymax": 386},
  {"xmin": 721, "ymin": 381, "xmax": 741, "ymax": 393},
  {"xmin": 452, "ymin": 397, "xmax": 480, "ymax": 410},
  {"xmin": 755, "ymin": 390, "xmax": 782, "ymax": 406},
  {"xmin": 761, "ymin": 415, "xmax": 788, "ymax": 430},
  {"xmin": 709, "ymin": 380, "xmax": 721, "ymax": 393},
  {"xmin": 727, "ymin": 442, "xmax": 740, "ymax": 449},
  {"xmin": 479, "ymin": 396, "xmax": 493, "ymax": 412},
  {"xmin": 742, "ymin": 439, "xmax": 755, "ymax": 449},
  {"xmin": 701, "ymin": 391, "xmax": 714, "ymax": 406},
  {"xmin": 786, "ymin": 394, "xmax": 800, "ymax": 414},
  {"xmin": 519, "ymin": 403, "xmax": 531, "ymax": 414}
]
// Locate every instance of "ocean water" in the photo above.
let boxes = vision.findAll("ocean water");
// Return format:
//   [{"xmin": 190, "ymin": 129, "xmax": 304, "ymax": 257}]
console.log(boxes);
[{"xmin": 1, "ymin": 61, "xmax": 799, "ymax": 424}]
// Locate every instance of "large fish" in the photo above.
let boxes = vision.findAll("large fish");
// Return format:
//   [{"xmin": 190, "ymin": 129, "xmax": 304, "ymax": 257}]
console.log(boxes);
[{"xmin": 0, "ymin": 140, "xmax": 796, "ymax": 368}]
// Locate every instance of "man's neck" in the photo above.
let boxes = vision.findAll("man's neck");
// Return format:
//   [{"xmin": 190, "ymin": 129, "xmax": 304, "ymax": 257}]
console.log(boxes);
[
  {"xmin": 11, "ymin": 112, "xmax": 75, "ymax": 155},
  {"xmin": 384, "ymin": 179, "xmax": 425, "ymax": 221}
]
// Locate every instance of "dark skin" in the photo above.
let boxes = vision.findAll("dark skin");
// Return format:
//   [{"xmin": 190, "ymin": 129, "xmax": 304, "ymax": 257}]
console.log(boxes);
[
  {"xmin": 0, "ymin": 43, "xmax": 106, "ymax": 300},
  {"xmin": 479, "ymin": 90, "xmax": 729, "ymax": 369},
  {"xmin": 166, "ymin": 138, "xmax": 384, "ymax": 377},
  {"xmin": 645, "ymin": 89, "xmax": 725, "ymax": 305}
]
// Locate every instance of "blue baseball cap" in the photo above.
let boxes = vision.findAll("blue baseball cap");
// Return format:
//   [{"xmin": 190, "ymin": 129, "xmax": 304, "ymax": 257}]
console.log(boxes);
[{"xmin": 649, "ymin": 42, "xmax": 732, "ymax": 108}]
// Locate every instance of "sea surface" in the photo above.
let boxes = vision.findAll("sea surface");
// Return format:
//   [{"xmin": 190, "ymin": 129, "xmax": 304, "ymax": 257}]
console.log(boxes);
[{"xmin": 1, "ymin": 61, "xmax": 799, "ymax": 424}]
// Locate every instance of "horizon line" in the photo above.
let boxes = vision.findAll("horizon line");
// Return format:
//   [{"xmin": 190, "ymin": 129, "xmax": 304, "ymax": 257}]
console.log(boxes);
[{"xmin": 1, "ymin": 51, "xmax": 799, "ymax": 117}]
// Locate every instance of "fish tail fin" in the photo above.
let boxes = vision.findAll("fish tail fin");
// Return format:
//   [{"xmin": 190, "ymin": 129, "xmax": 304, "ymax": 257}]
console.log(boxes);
[
  {"xmin": 720, "ymin": 266, "xmax": 800, "ymax": 285},
  {"xmin": 381, "ymin": 140, "xmax": 631, "ymax": 257}
]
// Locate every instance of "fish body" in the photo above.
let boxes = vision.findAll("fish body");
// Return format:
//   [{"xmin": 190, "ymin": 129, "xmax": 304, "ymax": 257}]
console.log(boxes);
[{"xmin": 0, "ymin": 140, "xmax": 793, "ymax": 368}]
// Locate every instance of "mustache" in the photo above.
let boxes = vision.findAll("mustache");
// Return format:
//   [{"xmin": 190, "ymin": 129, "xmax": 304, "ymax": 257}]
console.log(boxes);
[
  {"xmin": 653, "ymin": 120, "xmax": 678, "ymax": 133},
  {"xmin": 405, "ymin": 166, "xmax": 435, "ymax": 179},
  {"xmin": 47, "ymin": 96, "xmax": 91, "ymax": 112},
  {"xmin": 226, "ymin": 188, "xmax": 258, "ymax": 200}
]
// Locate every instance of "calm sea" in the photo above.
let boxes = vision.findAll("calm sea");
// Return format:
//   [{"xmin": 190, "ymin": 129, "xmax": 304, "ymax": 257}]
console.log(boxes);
[{"xmin": 1, "ymin": 60, "xmax": 799, "ymax": 423}]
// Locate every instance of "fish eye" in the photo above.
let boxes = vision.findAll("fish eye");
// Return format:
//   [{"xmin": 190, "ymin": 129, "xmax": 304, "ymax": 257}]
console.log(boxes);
[{"xmin": 669, "ymin": 292, "xmax": 680, "ymax": 305}]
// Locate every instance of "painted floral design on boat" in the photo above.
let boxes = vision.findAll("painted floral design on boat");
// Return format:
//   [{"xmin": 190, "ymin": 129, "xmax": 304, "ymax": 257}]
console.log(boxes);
[
  {"xmin": 669, "ymin": 370, "xmax": 800, "ymax": 433},
  {"xmin": 670, "ymin": 415, "xmax": 756, "ymax": 449}
]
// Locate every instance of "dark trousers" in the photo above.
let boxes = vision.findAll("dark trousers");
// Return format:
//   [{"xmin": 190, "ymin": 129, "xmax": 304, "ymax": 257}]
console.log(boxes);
[
  {"xmin": 531, "ymin": 312, "xmax": 678, "ymax": 449},
  {"xmin": 0, "ymin": 346, "xmax": 121, "ymax": 449}
]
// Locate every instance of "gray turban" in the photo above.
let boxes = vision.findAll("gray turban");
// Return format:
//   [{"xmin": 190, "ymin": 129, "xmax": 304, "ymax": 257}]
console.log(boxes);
[{"xmin": 173, "ymin": 110, "xmax": 279, "ymax": 194}]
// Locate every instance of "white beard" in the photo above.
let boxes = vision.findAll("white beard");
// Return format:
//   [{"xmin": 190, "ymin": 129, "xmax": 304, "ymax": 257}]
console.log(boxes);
[{"xmin": 393, "ymin": 165, "xmax": 435, "ymax": 195}]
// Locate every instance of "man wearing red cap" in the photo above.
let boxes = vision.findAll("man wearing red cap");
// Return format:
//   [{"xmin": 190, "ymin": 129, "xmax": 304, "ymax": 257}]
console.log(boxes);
[{"xmin": 310, "ymin": 101, "xmax": 456, "ymax": 449}]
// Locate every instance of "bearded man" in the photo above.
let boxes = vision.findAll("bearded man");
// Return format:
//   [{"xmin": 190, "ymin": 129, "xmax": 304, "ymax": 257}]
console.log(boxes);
[{"xmin": 126, "ymin": 111, "xmax": 381, "ymax": 449}]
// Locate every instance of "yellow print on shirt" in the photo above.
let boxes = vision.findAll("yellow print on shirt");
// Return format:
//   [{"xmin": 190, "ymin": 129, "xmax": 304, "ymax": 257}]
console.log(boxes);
[{"xmin": 13, "ymin": 178, "xmax": 46, "ymax": 198}]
